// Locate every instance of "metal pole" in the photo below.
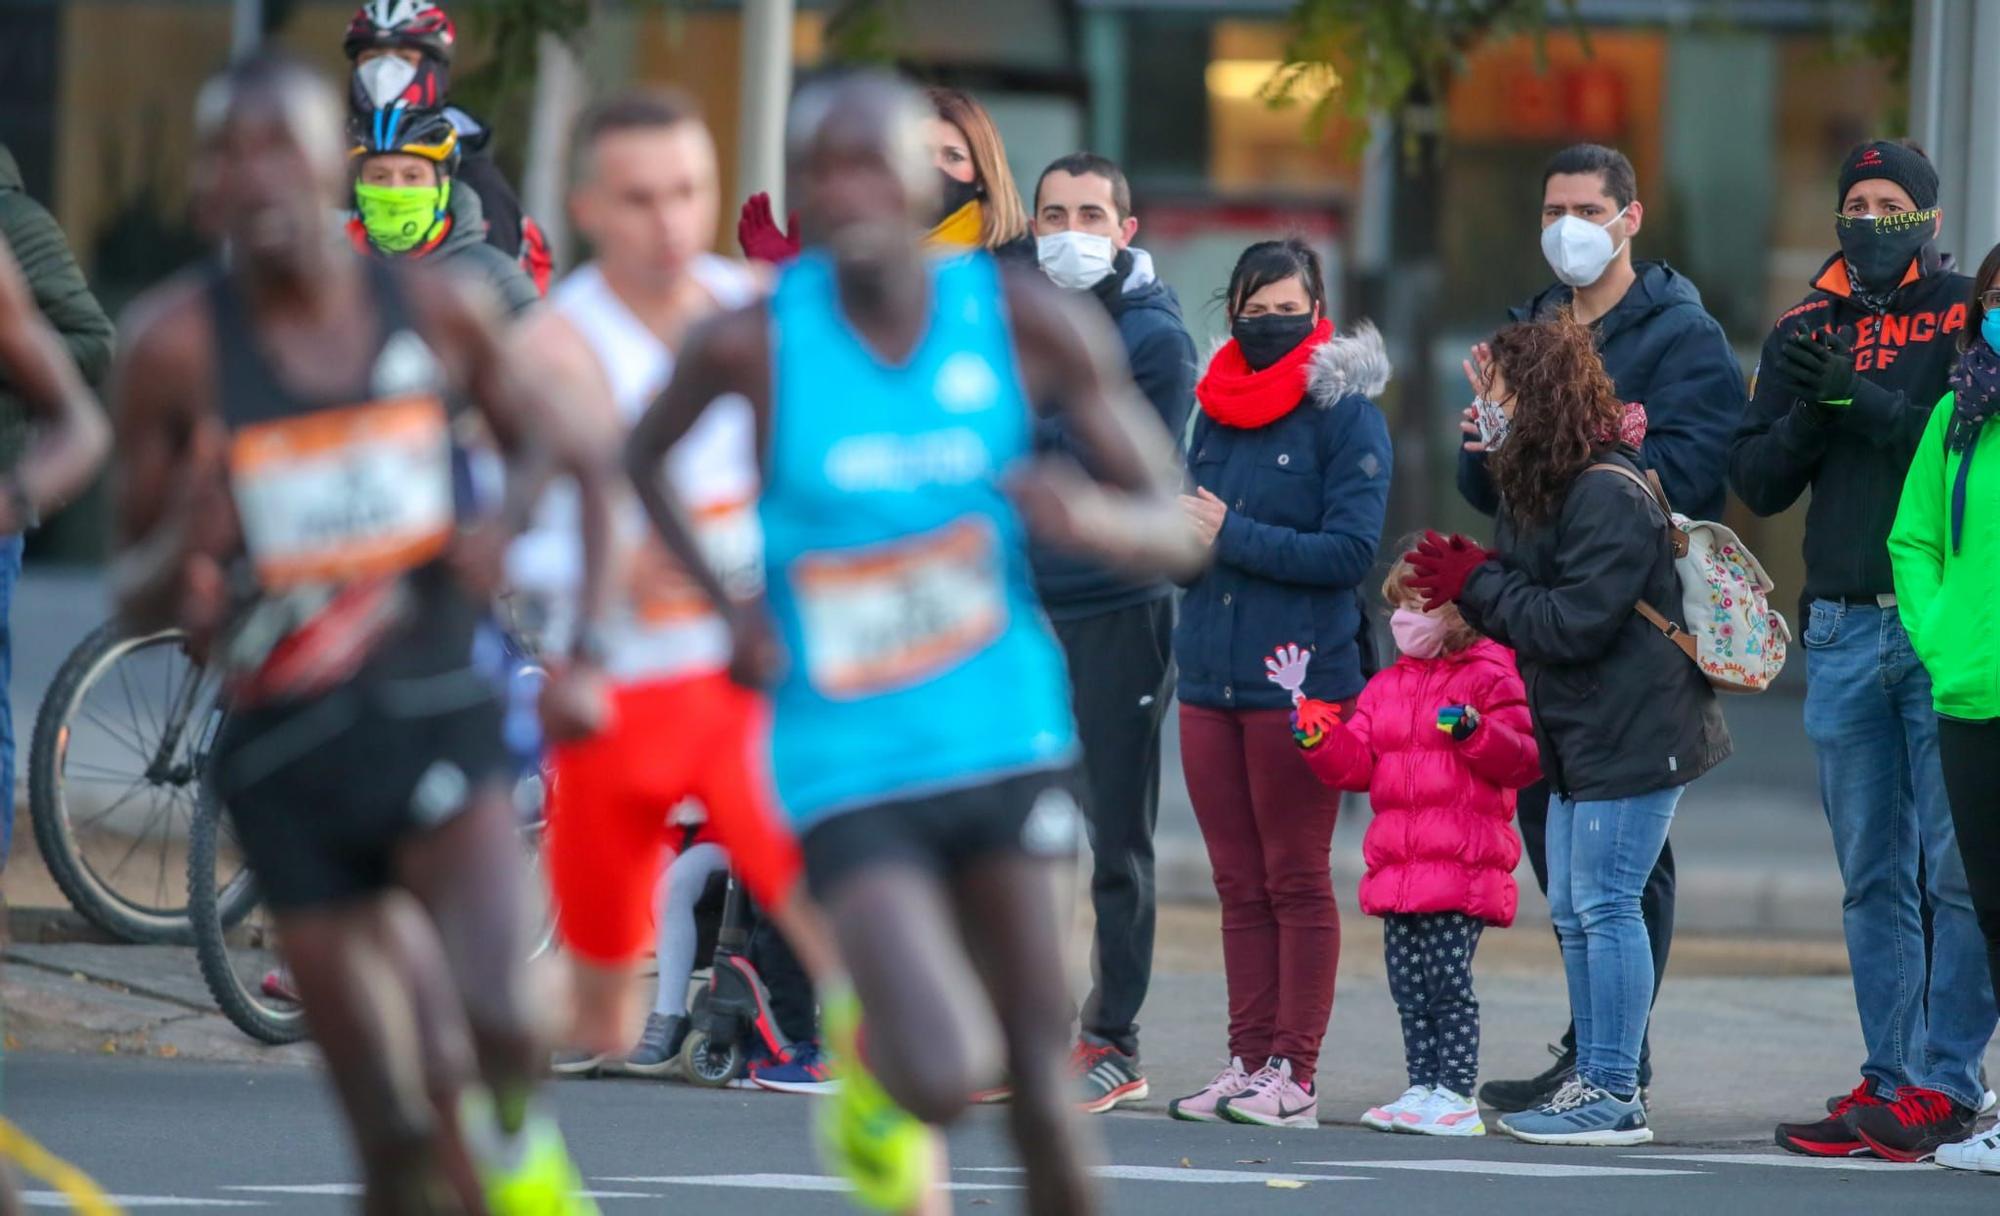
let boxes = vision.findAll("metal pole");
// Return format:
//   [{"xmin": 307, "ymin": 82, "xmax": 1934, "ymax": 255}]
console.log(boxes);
[
  {"xmin": 1965, "ymin": 3, "xmax": 2000, "ymax": 261},
  {"xmin": 231, "ymin": 0, "xmax": 263, "ymax": 56},
  {"xmin": 737, "ymin": 0, "xmax": 794, "ymax": 224},
  {"xmin": 524, "ymin": 31, "xmax": 586, "ymax": 270}
]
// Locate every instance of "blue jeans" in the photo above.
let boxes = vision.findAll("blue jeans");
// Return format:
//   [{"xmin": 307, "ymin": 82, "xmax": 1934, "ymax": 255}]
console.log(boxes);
[
  {"xmin": 1548, "ymin": 787, "xmax": 1682, "ymax": 1097},
  {"xmin": 1802, "ymin": 599, "xmax": 1996, "ymax": 1109},
  {"xmin": 0, "ymin": 534, "xmax": 20, "ymax": 869}
]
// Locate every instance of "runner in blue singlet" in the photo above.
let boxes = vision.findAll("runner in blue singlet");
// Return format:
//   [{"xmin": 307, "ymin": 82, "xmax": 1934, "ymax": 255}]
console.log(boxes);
[{"xmin": 625, "ymin": 73, "xmax": 1206, "ymax": 1216}]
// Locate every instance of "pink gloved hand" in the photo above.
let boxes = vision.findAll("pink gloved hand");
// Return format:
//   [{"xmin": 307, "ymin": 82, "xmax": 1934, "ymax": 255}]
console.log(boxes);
[{"xmin": 737, "ymin": 193, "xmax": 801, "ymax": 264}]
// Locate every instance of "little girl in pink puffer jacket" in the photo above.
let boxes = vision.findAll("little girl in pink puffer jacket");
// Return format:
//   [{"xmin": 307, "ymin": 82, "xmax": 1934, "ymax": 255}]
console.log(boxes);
[{"xmin": 1293, "ymin": 554, "xmax": 1540, "ymax": 1138}]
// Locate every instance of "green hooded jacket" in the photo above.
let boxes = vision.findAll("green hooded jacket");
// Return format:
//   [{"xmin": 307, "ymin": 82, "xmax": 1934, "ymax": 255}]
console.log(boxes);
[
  {"xmin": 0, "ymin": 143, "xmax": 114, "ymax": 472},
  {"xmin": 1889, "ymin": 390, "xmax": 2000, "ymax": 720}
]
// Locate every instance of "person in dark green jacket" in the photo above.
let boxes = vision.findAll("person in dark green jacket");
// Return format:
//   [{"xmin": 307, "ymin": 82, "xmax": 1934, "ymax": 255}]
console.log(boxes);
[
  {"xmin": 0, "ymin": 142, "xmax": 115, "ymax": 868},
  {"xmin": 1889, "ymin": 242, "xmax": 2000, "ymax": 1179}
]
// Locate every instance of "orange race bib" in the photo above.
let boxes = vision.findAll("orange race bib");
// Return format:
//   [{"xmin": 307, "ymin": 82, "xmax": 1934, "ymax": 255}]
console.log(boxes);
[
  {"xmin": 627, "ymin": 499, "xmax": 763, "ymax": 625},
  {"xmin": 793, "ymin": 518, "xmax": 1006, "ymax": 700},
  {"xmin": 228, "ymin": 395, "xmax": 455, "ymax": 590}
]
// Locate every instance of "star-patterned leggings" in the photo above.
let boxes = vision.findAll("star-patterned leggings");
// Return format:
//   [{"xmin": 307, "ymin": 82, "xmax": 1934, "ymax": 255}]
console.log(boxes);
[{"xmin": 1382, "ymin": 911, "xmax": 1485, "ymax": 1096}]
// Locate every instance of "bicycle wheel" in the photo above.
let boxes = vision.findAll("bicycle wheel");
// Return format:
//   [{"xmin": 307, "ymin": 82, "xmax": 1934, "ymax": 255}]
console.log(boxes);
[
  {"xmin": 187, "ymin": 782, "xmax": 306, "ymax": 1046},
  {"xmin": 28, "ymin": 621, "xmax": 253, "ymax": 943}
]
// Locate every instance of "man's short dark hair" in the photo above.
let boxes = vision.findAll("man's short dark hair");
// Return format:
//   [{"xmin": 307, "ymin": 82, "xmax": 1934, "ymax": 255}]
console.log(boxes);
[
  {"xmin": 571, "ymin": 88, "xmax": 705, "ymax": 179},
  {"xmin": 1035, "ymin": 152, "xmax": 1132, "ymax": 220},
  {"xmin": 1543, "ymin": 144, "xmax": 1637, "ymax": 211}
]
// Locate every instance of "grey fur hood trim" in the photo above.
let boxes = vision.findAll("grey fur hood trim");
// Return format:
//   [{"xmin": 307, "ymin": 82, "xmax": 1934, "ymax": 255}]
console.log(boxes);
[
  {"xmin": 1305, "ymin": 320, "xmax": 1392, "ymax": 406},
  {"xmin": 1202, "ymin": 319, "xmax": 1393, "ymax": 408}
]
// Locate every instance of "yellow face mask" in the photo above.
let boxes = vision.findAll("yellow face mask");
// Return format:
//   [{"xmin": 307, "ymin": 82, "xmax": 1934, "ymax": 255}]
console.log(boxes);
[{"xmin": 926, "ymin": 198, "xmax": 984, "ymax": 250}]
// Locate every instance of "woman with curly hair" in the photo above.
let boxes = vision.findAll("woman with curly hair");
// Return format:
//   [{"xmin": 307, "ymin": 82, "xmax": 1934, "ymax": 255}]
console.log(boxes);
[{"xmin": 1403, "ymin": 315, "xmax": 1730, "ymax": 1148}]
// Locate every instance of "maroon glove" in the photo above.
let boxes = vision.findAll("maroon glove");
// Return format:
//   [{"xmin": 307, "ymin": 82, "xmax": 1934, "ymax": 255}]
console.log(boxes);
[
  {"xmin": 737, "ymin": 193, "xmax": 801, "ymax": 264},
  {"xmin": 1404, "ymin": 530, "xmax": 1496, "ymax": 611}
]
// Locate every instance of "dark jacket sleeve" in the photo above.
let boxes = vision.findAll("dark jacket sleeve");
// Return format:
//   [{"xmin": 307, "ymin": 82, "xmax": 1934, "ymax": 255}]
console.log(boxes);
[
  {"xmin": 1457, "ymin": 474, "xmax": 1662, "ymax": 666},
  {"xmin": 1456, "ymin": 447, "xmax": 1500, "ymax": 517},
  {"xmin": 1214, "ymin": 398, "xmax": 1392, "ymax": 588},
  {"xmin": 1635, "ymin": 311, "xmax": 1743, "ymax": 515},
  {"xmin": 0, "ymin": 192, "xmax": 113, "ymax": 386},
  {"xmin": 1728, "ymin": 324, "xmax": 1836, "ymax": 517},
  {"xmin": 1836, "ymin": 358, "xmax": 1940, "ymax": 455},
  {"xmin": 1127, "ymin": 322, "xmax": 1198, "ymax": 445}
]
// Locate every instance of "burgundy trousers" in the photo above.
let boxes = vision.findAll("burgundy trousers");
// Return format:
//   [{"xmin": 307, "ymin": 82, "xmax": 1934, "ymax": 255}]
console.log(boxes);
[{"xmin": 1180, "ymin": 702, "xmax": 1344, "ymax": 1087}]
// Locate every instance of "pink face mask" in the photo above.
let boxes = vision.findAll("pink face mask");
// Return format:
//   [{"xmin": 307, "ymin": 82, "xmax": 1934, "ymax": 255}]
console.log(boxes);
[{"xmin": 1391, "ymin": 608, "xmax": 1451, "ymax": 659}]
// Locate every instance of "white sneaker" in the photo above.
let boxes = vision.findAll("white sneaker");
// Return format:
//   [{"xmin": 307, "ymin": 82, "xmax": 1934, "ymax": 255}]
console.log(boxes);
[
  {"xmin": 1408, "ymin": 1087, "xmax": 1486, "ymax": 1137},
  {"xmin": 1980, "ymin": 1089, "xmax": 1998, "ymax": 1117},
  {"xmin": 1361, "ymin": 1085, "xmax": 1431, "ymax": 1131},
  {"xmin": 1936, "ymin": 1125, "xmax": 2000, "ymax": 1173}
]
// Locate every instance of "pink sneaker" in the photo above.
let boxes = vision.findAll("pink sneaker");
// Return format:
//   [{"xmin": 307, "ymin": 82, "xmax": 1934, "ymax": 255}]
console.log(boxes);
[
  {"xmin": 1219, "ymin": 1057, "xmax": 1319, "ymax": 1129},
  {"xmin": 1167, "ymin": 1056, "xmax": 1252, "ymax": 1123}
]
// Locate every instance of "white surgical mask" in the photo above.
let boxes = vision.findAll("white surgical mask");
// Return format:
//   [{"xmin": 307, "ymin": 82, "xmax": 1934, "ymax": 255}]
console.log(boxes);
[
  {"xmin": 1036, "ymin": 230, "xmax": 1117, "ymax": 291},
  {"xmin": 355, "ymin": 55, "xmax": 420, "ymax": 109},
  {"xmin": 1540, "ymin": 208, "xmax": 1630, "ymax": 288}
]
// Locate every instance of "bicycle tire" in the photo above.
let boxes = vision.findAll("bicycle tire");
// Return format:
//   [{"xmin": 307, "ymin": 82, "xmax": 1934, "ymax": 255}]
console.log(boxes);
[
  {"xmin": 27, "ymin": 621, "xmax": 253, "ymax": 943},
  {"xmin": 187, "ymin": 782, "xmax": 306, "ymax": 1046}
]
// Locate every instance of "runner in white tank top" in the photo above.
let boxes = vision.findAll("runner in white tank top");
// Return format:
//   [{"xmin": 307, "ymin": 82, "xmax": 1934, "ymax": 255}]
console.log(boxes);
[{"xmin": 514, "ymin": 95, "xmax": 842, "ymax": 1068}]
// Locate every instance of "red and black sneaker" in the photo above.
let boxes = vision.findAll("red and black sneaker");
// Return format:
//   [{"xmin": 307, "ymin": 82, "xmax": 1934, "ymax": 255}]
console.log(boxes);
[
  {"xmin": 1852, "ymin": 1087, "xmax": 1976, "ymax": 1163},
  {"xmin": 1775, "ymin": 1080, "xmax": 1886, "ymax": 1157}
]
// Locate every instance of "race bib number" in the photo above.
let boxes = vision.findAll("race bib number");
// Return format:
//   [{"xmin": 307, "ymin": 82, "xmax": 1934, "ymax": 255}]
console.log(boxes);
[
  {"xmin": 793, "ymin": 519, "xmax": 1006, "ymax": 700},
  {"xmin": 628, "ymin": 500, "xmax": 763, "ymax": 625},
  {"xmin": 228, "ymin": 395, "xmax": 454, "ymax": 590}
]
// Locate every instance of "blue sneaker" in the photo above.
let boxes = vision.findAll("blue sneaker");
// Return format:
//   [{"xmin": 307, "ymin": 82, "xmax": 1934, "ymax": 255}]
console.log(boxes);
[
  {"xmin": 753, "ymin": 1039, "xmax": 840, "ymax": 1095},
  {"xmin": 1498, "ymin": 1079, "xmax": 1652, "ymax": 1147}
]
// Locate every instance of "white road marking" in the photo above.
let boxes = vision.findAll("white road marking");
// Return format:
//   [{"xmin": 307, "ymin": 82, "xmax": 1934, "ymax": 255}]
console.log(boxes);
[
  {"xmin": 1300, "ymin": 1159, "xmax": 1700, "ymax": 1178},
  {"xmin": 26, "ymin": 1196, "xmax": 264, "ymax": 1209},
  {"xmin": 963, "ymin": 1165, "xmax": 1363, "ymax": 1184},
  {"xmin": 225, "ymin": 1183, "xmax": 660, "ymax": 1200},
  {"xmin": 600, "ymin": 1174, "xmax": 1019, "ymax": 1192},
  {"xmin": 1638, "ymin": 1153, "xmax": 1916, "ymax": 1172}
]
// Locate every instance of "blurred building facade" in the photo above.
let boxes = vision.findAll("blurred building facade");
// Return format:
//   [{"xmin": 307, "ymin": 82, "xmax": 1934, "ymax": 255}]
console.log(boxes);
[{"xmin": 0, "ymin": 0, "xmax": 1895, "ymax": 590}]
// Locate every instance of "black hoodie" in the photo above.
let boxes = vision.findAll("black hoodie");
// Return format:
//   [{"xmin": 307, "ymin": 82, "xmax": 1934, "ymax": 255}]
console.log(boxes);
[{"xmin": 1729, "ymin": 248, "xmax": 1971, "ymax": 605}]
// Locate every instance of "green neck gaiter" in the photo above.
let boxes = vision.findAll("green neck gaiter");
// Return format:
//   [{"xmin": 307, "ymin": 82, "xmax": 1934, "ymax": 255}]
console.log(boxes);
[{"xmin": 355, "ymin": 179, "xmax": 451, "ymax": 254}]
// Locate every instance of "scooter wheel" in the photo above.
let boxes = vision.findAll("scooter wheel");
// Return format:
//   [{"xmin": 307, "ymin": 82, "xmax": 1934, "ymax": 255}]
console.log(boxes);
[{"xmin": 680, "ymin": 1028, "xmax": 745, "ymax": 1088}]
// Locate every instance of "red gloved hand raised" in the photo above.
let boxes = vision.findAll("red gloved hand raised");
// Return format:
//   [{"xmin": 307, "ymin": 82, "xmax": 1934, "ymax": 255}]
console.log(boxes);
[
  {"xmin": 1404, "ymin": 529, "xmax": 1497, "ymax": 611},
  {"xmin": 737, "ymin": 193, "xmax": 801, "ymax": 264}
]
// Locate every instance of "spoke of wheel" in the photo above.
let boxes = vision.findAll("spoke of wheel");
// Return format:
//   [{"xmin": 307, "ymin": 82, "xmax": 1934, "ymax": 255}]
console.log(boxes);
[
  {"xmin": 73, "ymin": 779, "xmax": 155, "ymax": 832},
  {"xmin": 112, "ymin": 656, "xmax": 162, "ymax": 757},
  {"xmin": 100, "ymin": 796, "xmax": 174, "ymax": 890},
  {"xmin": 77, "ymin": 705, "xmax": 156, "ymax": 767}
]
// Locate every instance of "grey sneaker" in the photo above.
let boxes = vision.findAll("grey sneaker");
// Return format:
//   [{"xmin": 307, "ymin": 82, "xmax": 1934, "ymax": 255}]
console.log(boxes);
[
  {"xmin": 604, "ymin": 1013, "xmax": 689, "ymax": 1078},
  {"xmin": 1498, "ymin": 1079, "xmax": 1652, "ymax": 1147}
]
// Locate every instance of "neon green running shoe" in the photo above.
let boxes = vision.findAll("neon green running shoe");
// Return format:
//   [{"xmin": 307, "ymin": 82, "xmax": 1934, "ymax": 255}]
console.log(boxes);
[
  {"xmin": 462, "ymin": 1092, "xmax": 601, "ymax": 1216},
  {"xmin": 816, "ymin": 989, "xmax": 934, "ymax": 1212}
]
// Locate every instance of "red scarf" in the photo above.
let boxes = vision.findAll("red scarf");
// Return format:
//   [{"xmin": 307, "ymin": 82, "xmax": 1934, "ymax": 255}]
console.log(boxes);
[{"xmin": 1196, "ymin": 319, "xmax": 1334, "ymax": 429}]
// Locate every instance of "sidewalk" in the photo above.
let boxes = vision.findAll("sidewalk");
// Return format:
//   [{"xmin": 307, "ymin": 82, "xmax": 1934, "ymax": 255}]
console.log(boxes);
[{"xmin": 9, "ymin": 901, "xmax": 1985, "ymax": 1146}]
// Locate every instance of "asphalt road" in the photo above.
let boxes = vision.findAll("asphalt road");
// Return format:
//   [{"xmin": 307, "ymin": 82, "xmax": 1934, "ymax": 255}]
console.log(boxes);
[{"xmin": 7, "ymin": 1053, "xmax": 1997, "ymax": 1214}]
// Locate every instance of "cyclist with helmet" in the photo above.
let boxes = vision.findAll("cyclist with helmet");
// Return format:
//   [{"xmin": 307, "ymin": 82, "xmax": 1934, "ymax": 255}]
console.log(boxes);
[
  {"xmin": 349, "ymin": 105, "xmax": 539, "ymax": 315},
  {"xmin": 344, "ymin": 1, "xmax": 553, "ymax": 295}
]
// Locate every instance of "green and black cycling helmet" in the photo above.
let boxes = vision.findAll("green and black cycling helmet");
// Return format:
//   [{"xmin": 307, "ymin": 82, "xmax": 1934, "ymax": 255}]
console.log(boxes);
[{"xmin": 345, "ymin": 2, "xmax": 456, "ymax": 114}]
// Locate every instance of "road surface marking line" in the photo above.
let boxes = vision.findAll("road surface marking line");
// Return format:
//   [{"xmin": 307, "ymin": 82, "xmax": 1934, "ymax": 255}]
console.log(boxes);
[
  {"xmin": 225, "ymin": 1183, "xmax": 661, "ymax": 1200},
  {"xmin": 25, "ymin": 1196, "xmax": 265, "ymax": 1209},
  {"xmin": 1638, "ymin": 1153, "xmax": 1913, "ymax": 1172},
  {"xmin": 598, "ymin": 1174, "xmax": 1019, "ymax": 1192},
  {"xmin": 962, "ymin": 1165, "xmax": 1366, "ymax": 1184},
  {"xmin": 1298, "ymin": 1159, "xmax": 1700, "ymax": 1178}
]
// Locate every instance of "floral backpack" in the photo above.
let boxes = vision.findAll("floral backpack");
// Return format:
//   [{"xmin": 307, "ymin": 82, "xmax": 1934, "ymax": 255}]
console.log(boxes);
[{"xmin": 1586, "ymin": 463, "xmax": 1791, "ymax": 693}]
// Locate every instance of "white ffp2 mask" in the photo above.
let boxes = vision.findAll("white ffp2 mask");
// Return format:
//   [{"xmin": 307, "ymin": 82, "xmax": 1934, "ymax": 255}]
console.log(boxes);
[
  {"xmin": 1036, "ymin": 230, "xmax": 1117, "ymax": 291},
  {"xmin": 1540, "ymin": 208, "xmax": 1630, "ymax": 288}
]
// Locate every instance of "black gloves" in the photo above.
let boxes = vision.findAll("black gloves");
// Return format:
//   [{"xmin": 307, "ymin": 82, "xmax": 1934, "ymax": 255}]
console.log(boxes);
[{"xmin": 1771, "ymin": 328, "xmax": 1859, "ymax": 407}]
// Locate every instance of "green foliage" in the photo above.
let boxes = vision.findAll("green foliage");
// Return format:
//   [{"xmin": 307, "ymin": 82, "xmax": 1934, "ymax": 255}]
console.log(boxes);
[
  {"xmin": 1262, "ymin": 0, "xmax": 1583, "ymax": 139},
  {"xmin": 825, "ymin": 0, "xmax": 906, "ymax": 65}
]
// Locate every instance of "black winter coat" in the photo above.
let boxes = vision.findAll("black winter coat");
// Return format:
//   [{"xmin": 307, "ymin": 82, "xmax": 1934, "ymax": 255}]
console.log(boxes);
[{"xmin": 1457, "ymin": 449, "xmax": 1731, "ymax": 801}]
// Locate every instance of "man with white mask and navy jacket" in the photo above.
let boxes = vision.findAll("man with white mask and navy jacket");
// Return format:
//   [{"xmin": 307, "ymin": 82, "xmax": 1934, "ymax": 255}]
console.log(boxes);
[
  {"xmin": 1029, "ymin": 151, "xmax": 1197, "ymax": 1114},
  {"xmin": 1457, "ymin": 143, "xmax": 1746, "ymax": 1116}
]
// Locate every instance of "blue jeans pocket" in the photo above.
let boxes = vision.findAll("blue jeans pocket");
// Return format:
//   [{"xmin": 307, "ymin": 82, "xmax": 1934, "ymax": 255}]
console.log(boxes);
[{"xmin": 1802, "ymin": 600, "xmax": 1844, "ymax": 650}]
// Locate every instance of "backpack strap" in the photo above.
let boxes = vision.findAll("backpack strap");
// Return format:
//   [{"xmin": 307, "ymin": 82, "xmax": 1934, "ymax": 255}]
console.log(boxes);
[
  {"xmin": 1583, "ymin": 461, "xmax": 1697, "ymax": 659},
  {"xmin": 1584, "ymin": 461, "xmax": 1689, "ymax": 558}
]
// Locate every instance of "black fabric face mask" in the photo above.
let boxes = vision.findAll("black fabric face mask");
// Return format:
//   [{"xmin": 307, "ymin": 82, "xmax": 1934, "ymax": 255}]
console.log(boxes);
[
  {"xmin": 1232, "ymin": 313, "xmax": 1317, "ymax": 371},
  {"xmin": 1835, "ymin": 208, "xmax": 1939, "ymax": 297},
  {"xmin": 932, "ymin": 171, "xmax": 983, "ymax": 227}
]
